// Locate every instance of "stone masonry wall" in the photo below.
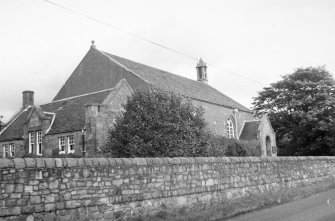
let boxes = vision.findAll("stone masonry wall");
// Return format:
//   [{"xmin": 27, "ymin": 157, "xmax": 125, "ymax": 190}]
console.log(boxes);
[
  {"xmin": 1, "ymin": 157, "xmax": 335, "ymax": 220},
  {"xmin": 192, "ymin": 100, "xmax": 253, "ymax": 137}
]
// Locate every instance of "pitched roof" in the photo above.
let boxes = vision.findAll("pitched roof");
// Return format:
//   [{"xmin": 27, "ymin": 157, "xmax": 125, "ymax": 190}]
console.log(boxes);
[
  {"xmin": 0, "ymin": 107, "xmax": 33, "ymax": 142},
  {"xmin": 53, "ymin": 47, "xmax": 250, "ymax": 112},
  {"xmin": 40, "ymin": 89, "xmax": 113, "ymax": 135},
  {"xmin": 104, "ymin": 52, "xmax": 250, "ymax": 112},
  {"xmin": 239, "ymin": 120, "xmax": 260, "ymax": 140},
  {"xmin": 0, "ymin": 89, "xmax": 113, "ymax": 141}
]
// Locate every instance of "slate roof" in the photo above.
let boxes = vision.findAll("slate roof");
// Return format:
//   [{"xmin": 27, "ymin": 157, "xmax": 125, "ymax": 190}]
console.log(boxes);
[
  {"xmin": 239, "ymin": 121, "xmax": 260, "ymax": 140},
  {"xmin": 104, "ymin": 52, "xmax": 250, "ymax": 112},
  {"xmin": 0, "ymin": 108, "xmax": 32, "ymax": 142},
  {"xmin": 41, "ymin": 89, "xmax": 113, "ymax": 135},
  {"xmin": 0, "ymin": 89, "xmax": 113, "ymax": 141}
]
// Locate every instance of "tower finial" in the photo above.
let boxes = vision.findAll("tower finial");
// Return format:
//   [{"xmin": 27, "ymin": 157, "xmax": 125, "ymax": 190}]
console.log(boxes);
[
  {"xmin": 91, "ymin": 40, "xmax": 96, "ymax": 48},
  {"xmin": 197, "ymin": 57, "xmax": 206, "ymax": 67},
  {"xmin": 196, "ymin": 57, "xmax": 208, "ymax": 84}
]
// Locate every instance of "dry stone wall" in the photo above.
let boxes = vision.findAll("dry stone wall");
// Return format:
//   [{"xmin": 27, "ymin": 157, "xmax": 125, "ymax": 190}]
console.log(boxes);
[{"xmin": 1, "ymin": 157, "xmax": 335, "ymax": 221}]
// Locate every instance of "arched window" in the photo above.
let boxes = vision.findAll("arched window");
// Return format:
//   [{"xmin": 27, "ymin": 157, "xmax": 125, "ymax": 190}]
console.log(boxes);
[{"xmin": 226, "ymin": 117, "xmax": 235, "ymax": 138}]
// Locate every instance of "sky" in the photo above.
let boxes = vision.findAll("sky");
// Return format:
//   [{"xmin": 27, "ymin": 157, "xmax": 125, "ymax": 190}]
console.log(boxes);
[{"xmin": 0, "ymin": 0, "xmax": 335, "ymax": 122}]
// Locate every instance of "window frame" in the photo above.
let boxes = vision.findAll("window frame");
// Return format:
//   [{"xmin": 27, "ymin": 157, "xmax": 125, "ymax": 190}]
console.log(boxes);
[
  {"xmin": 36, "ymin": 131, "xmax": 42, "ymax": 156},
  {"xmin": 9, "ymin": 143, "xmax": 15, "ymax": 157},
  {"xmin": 226, "ymin": 117, "xmax": 235, "ymax": 138},
  {"xmin": 28, "ymin": 132, "xmax": 35, "ymax": 154},
  {"xmin": 67, "ymin": 136, "xmax": 74, "ymax": 154},
  {"xmin": 3, "ymin": 145, "xmax": 9, "ymax": 158},
  {"xmin": 58, "ymin": 137, "xmax": 65, "ymax": 154}
]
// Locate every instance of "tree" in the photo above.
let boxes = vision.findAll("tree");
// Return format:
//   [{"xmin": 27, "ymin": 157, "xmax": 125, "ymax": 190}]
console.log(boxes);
[
  {"xmin": 0, "ymin": 115, "xmax": 3, "ymax": 131},
  {"xmin": 253, "ymin": 67, "xmax": 335, "ymax": 156},
  {"xmin": 102, "ymin": 89, "xmax": 210, "ymax": 157}
]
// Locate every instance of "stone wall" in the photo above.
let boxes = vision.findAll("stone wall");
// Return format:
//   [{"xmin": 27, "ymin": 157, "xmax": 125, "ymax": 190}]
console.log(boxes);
[{"xmin": 1, "ymin": 157, "xmax": 335, "ymax": 221}]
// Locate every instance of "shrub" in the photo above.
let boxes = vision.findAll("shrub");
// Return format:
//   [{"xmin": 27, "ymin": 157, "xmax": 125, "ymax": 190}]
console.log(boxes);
[
  {"xmin": 102, "ymin": 89, "xmax": 210, "ymax": 158},
  {"xmin": 207, "ymin": 135, "xmax": 261, "ymax": 157}
]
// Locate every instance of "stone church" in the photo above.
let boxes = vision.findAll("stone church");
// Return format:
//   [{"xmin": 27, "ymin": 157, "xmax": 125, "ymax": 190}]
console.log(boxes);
[{"xmin": 0, "ymin": 42, "xmax": 277, "ymax": 158}]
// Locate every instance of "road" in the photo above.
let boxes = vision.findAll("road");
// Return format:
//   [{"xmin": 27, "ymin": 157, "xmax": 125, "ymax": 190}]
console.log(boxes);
[{"xmin": 222, "ymin": 188, "xmax": 335, "ymax": 221}]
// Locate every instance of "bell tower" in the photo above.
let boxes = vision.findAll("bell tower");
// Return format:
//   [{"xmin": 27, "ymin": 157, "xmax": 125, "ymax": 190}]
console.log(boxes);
[{"xmin": 196, "ymin": 58, "xmax": 208, "ymax": 84}]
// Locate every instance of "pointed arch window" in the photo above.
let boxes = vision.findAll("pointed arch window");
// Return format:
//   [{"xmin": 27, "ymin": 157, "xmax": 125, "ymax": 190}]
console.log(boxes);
[{"xmin": 226, "ymin": 117, "xmax": 235, "ymax": 138}]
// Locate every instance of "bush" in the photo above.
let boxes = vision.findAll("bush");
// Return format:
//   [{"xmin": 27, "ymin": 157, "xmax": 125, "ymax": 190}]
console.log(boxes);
[
  {"xmin": 102, "ymin": 89, "xmax": 210, "ymax": 158},
  {"xmin": 206, "ymin": 135, "xmax": 261, "ymax": 157}
]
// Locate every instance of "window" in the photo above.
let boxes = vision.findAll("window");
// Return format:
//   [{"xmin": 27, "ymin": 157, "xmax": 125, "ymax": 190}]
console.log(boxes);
[
  {"xmin": 28, "ymin": 132, "xmax": 35, "ymax": 154},
  {"xmin": 36, "ymin": 131, "xmax": 42, "ymax": 155},
  {"xmin": 3, "ymin": 145, "xmax": 9, "ymax": 158},
  {"xmin": 9, "ymin": 144, "xmax": 15, "ymax": 157},
  {"xmin": 226, "ymin": 117, "xmax": 235, "ymax": 138},
  {"xmin": 59, "ymin": 137, "xmax": 65, "ymax": 154},
  {"xmin": 68, "ymin": 136, "xmax": 74, "ymax": 154}
]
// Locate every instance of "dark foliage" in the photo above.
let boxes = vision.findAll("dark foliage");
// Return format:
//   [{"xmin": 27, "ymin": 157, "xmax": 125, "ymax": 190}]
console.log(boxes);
[
  {"xmin": 102, "ymin": 89, "xmax": 210, "ymax": 157},
  {"xmin": 207, "ymin": 135, "xmax": 261, "ymax": 157},
  {"xmin": 253, "ymin": 67, "xmax": 335, "ymax": 156}
]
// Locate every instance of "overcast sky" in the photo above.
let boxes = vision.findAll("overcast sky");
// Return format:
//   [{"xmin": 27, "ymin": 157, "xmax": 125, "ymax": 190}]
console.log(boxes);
[{"xmin": 0, "ymin": 0, "xmax": 334, "ymax": 122}]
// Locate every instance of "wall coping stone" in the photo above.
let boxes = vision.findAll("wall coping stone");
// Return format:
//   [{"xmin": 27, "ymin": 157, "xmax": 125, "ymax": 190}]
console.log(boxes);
[
  {"xmin": 36, "ymin": 158, "xmax": 45, "ymax": 168},
  {"xmin": 54, "ymin": 158, "xmax": 62, "ymax": 168},
  {"xmin": 77, "ymin": 158, "xmax": 85, "ymax": 167},
  {"xmin": 14, "ymin": 158, "xmax": 25, "ymax": 169},
  {"xmin": 99, "ymin": 158, "xmax": 109, "ymax": 166},
  {"xmin": 84, "ymin": 158, "xmax": 93, "ymax": 166},
  {"xmin": 91, "ymin": 158, "xmax": 101, "ymax": 166},
  {"xmin": 0, "ymin": 159, "xmax": 14, "ymax": 168},
  {"xmin": 25, "ymin": 158, "xmax": 36, "ymax": 168},
  {"xmin": 135, "ymin": 158, "xmax": 147, "ymax": 166},
  {"xmin": 121, "ymin": 158, "xmax": 133, "ymax": 166},
  {"xmin": 44, "ymin": 159, "xmax": 55, "ymax": 168},
  {"xmin": 114, "ymin": 158, "xmax": 124, "ymax": 166},
  {"xmin": 108, "ymin": 158, "xmax": 117, "ymax": 167},
  {"xmin": 1, "ymin": 157, "xmax": 335, "ymax": 169},
  {"xmin": 60, "ymin": 158, "xmax": 68, "ymax": 167}
]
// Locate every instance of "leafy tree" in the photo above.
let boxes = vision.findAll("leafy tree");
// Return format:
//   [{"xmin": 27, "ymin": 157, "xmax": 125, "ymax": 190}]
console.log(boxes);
[
  {"xmin": 253, "ymin": 67, "xmax": 335, "ymax": 156},
  {"xmin": 102, "ymin": 89, "xmax": 210, "ymax": 157}
]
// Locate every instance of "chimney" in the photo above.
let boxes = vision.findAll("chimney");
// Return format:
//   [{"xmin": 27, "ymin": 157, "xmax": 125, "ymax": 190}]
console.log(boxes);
[
  {"xmin": 22, "ymin": 91, "xmax": 34, "ymax": 108},
  {"xmin": 196, "ymin": 58, "xmax": 208, "ymax": 84}
]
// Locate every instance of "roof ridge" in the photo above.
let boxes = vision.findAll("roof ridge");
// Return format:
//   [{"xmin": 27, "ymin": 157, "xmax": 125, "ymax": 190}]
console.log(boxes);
[
  {"xmin": 103, "ymin": 51, "xmax": 208, "ymax": 86},
  {"xmin": 98, "ymin": 50, "xmax": 151, "ymax": 85},
  {"xmin": 48, "ymin": 87, "xmax": 115, "ymax": 104},
  {"xmin": 103, "ymin": 51, "xmax": 251, "ymax": 112}
]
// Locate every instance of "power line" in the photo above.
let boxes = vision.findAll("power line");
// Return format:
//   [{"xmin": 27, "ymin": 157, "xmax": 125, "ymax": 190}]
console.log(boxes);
[{"xmin": 42, "ymin": 0, "xmax": 266, "ymax": 86}]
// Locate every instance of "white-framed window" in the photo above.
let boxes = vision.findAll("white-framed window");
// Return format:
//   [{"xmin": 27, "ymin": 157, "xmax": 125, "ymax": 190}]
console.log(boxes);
[
  {"xmin": 81, "ymin": 129, "xmax": 86, "ymax": 156},
  {"xmin": 3, "ymin": 145, "xmax": 9, "ymax": 158},
  {"xmin": 9, "ymin": 144, "xmax": 15, "ymax": 157},
  {"xmin": 68, "ymin": 136, "xmax": 74, "ymax": 154},
  {"xmin": 28, "ymin": 132, "xmax": 35, "ymax": 154},
  {"xmin": 226, "ymin": 117, "xmax": 235, "ymax": 138},
  {"xmin": 36, "ymin": 131, "xmax": 42, "ymax": 155},
  {"xmin": 59, "ymin": 137, "xmax": 65, "ymax": 154}
]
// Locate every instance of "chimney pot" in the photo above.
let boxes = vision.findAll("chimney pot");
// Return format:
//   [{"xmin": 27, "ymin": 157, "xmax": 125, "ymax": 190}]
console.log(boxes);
[{"xmin": 22, "ymin": 91, "xmax": 34, "ymax": 108}]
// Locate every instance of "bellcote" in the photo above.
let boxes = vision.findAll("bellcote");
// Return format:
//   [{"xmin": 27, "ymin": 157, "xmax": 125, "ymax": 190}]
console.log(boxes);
[{"xmin": 196, "ymin": 58, "xmax": 208, "ymax": 84}]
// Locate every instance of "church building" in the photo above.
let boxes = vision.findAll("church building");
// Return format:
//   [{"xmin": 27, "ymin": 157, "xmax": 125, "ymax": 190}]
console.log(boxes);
[{"xmin": 0, "ymin": 42, "xmax": 277, "ymax": 158}]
